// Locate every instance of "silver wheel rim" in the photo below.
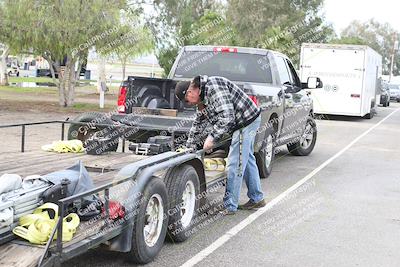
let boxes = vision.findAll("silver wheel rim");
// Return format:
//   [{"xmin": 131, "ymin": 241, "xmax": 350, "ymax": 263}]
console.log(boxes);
[
  {"xmin": 300, "ymin": 123, "xmax": 314, "ymax": 149},
  {"xmin": 143, "ymin": 193, "xmax": 164, "ymax": 247},
  {"xmin": 180, "ymin": 180, "xmax": 196, "ymax": 228},
  {"xmin": 264, "ymin": 134, "xmax": 273, "ymax": 168}
]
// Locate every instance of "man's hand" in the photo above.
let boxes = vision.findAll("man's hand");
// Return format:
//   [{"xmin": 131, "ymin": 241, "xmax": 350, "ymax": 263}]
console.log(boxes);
[{"xmin": 203, "ymin": 136, "xmax": 214, "ymax": 151}]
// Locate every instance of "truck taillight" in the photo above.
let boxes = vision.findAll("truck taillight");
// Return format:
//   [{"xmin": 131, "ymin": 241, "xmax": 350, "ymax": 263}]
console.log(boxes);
[
  {"xmin": 118, "ymin": 86, "xmax": 127, "ymax": 113},
  {"xmin": 249, "ymin": 95, "xmax": 259, "ymax": 106},
  {"xmin": 213, "ymin": 47, "xmax": 238, "ymax": 53}
]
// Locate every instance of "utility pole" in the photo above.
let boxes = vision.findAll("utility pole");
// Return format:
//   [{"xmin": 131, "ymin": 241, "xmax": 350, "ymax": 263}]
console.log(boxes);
[{"xmin": 389, "ymin": 33, "xmax": 398, "ymax": 83}]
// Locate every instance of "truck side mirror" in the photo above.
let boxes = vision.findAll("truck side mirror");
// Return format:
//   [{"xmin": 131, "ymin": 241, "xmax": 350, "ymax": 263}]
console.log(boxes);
[{"xmin": 306, "ymin": 77, "xmax": 323, "ymax": 89}]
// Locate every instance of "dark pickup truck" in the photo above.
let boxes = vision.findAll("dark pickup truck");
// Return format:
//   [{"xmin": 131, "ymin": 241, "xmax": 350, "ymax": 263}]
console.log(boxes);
[{"xmin": 69, "ymin": 45, "xmax": 322, "ymax": 178}]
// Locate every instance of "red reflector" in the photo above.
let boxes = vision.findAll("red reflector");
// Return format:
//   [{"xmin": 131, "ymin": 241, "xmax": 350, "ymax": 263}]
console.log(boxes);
[
  {"xmin": 118, "ymin": 86, "xmax": 127, "ymax": 113},
  {"xmin": 213, "ymin": 47, "xmax": 238, "ymax": 53},
  {"xmin": 249, "ymin": 95, "xmax": 259, "ymax": 106},
  {"xmin": 351, "ymin": 94, "xmax": 360, "ymax": 98}
]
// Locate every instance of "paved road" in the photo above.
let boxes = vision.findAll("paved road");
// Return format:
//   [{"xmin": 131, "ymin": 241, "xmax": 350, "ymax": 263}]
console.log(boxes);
[{"xmin": 61, "ymin": 103, "xmax": 400, "ymax": 267}]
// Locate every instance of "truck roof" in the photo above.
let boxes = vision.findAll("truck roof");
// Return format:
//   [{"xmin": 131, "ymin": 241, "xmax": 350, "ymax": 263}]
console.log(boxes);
[
  {"xmin": 183, "ymin": 45, "xmax": 270, "ymax": 56},
  {"xmin": 182, "ymin": 45, "xmax": 292, "ymax": 60}
]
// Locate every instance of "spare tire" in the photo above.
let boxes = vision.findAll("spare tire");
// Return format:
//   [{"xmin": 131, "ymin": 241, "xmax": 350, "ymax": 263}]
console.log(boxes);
[
  {"xmin": 147, "ymin": 97, "xmax": 170, "ymax": 109},
  {"xmin": 67, "ymin": 112, "xmax": 119, "ymax": 153}
]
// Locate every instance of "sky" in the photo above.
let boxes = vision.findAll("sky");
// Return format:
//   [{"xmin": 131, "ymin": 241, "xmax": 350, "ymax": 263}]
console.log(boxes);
[{"xmin": 323, "ymin": 0, "xmax": 400, "ymax": 34}]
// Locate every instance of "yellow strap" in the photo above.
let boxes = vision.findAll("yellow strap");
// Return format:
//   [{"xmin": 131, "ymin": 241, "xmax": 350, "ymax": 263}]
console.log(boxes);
[
  {"xmin": 41, "ymin": 140, "xmax": 84, "ymax": 153},
  {"xmin": 204, "ymin": 158, "xmax": 226, "ymax": 171},
  {"xmin": 12, "ymin": 203, "xmax": 80, "ymax": 244}
]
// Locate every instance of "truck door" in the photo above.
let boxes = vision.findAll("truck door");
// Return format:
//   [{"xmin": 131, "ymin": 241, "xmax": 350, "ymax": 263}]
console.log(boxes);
[
  {"xmin": 275, "ymin": 56, "xmax": 302, "ymax": 140},
  {"xmin": 285, "ymin": 59, "xmax": 310, "ymax": 135}
]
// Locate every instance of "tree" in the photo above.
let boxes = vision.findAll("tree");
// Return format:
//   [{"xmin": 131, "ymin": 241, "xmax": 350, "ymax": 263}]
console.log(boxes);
[
  {"xmin": 338, "ymin": 19, "xmax": 400, "ymax": 75},
  {"xmin": 143, "ymin": 0, "xmax": 224, "ymax": 76},
  {"xmin": 0, "ymin": 0, "xmax": 128, "ymax": 106},
  {"xmin": 100, "ymin": 7, "xmax": 154, "ymax": 80},
  {"xmin": 226, "ymin": 0, "xmax": 334, "ymax": 67},
  {"xmin": 0, "ymin": 45, "xmax": 10, "ymax": 86},
  {"xmin": 0, "ymin": 1, "xmax": 14, "ymax": 86}
]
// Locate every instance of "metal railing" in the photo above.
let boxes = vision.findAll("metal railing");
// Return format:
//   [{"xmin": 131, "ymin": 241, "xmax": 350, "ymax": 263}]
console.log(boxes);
[{"xmin": 0, "ymin": 119, "xmax": 188, "ymax": 153}]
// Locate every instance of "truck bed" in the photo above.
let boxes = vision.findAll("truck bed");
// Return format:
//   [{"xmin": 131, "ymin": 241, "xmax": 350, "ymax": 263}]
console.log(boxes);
[{"xmin": 0, "ymin": 150, "xmax": 225, "ymax": 267}]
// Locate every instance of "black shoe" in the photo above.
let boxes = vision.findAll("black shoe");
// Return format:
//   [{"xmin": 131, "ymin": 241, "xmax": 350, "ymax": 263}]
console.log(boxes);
[{"xmin": 238, "ymin": 199, "xmax": 267, "ymax": 210}]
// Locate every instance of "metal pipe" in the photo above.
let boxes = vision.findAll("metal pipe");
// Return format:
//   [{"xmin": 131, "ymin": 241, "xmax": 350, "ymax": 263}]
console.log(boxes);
[
  {"xmin": 61, "ymin": 122, "xmax": 65, "ymax": 140},
  {"xmin": 21, "ymin": 125, "xmax": 25, "ymax": 153},
  {"xmin": 57, "ymin": 201, "xmax": 65, "ymax": 253},
  {"xmin": 105, "ymin": 188, "xmax": 110, "ymax": 226}
]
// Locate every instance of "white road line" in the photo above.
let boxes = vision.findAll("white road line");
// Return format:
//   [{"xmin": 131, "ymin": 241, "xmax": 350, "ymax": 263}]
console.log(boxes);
[{"xmin": 181, "ymin": 108, "xmax": 400, "ymax": 267}]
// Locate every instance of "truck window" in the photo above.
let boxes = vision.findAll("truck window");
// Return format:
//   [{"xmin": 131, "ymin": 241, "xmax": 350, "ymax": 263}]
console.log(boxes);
[
  {"xmin": 285, "ymin": 59, "xmax": 301, "ymax": 87},
  {"xmin": 275, "ymin": 56, "xmax": 291, "ymax": 85},
  {"xmin": 174, "ymin": 51, "xmax": 272, "ymax": 84}
]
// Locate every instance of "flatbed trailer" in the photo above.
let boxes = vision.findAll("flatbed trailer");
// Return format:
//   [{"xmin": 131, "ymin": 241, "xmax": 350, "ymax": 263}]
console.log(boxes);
[{"xmin": 0, "ymin": 120, "xmax": 226, "ymax": 267}]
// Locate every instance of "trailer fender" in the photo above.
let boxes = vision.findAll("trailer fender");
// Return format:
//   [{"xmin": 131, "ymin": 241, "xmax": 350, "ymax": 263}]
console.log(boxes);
[{"xmin": 107, "ymin": 153, "xmax": 204, "ymax": 252}]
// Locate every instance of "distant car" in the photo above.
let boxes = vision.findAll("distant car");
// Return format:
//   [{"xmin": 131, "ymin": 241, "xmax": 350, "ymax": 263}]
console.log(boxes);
[
  {"xmin": 380, "ymin": 81, "xmax": 390, "ymax": 107},
  {"xmin": 7, "ymin": 66, "xmax": 19, "ymax": 77},
  {"xmin": 389, "ymin": 84, "xmax": 400, "ymax": 102}
]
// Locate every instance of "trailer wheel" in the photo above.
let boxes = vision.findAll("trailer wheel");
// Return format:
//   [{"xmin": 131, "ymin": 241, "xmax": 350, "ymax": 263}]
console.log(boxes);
[
  {"xmin": 128, "ymin": 177, "xmax": 168, "ymax": 264},
  {"xmin": 255, "ymin": 126, "xmax": 275, "ymax": 179},
  {"xmin": 67, "ymin": 112, "xmax": 118, "ymax": 152},
  {"xmin": 164, "ymin": 165, "xmax": 200, "ymax": 242},
  {"xmin": 287, "ymin": 117, "xmax": 317, "ymax": 156}
]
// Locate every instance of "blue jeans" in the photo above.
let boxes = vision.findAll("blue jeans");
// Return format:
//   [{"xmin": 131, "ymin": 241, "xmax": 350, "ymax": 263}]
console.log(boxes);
[{"xmin": 223, "ymin": 116, "xmax": 264, "ymax": 211}]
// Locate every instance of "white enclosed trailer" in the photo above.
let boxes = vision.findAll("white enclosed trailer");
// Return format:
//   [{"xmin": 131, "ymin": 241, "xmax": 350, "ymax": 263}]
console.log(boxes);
[{"xmin": 300, "ymin": 43, "xmax": 382, "ymax": 118}]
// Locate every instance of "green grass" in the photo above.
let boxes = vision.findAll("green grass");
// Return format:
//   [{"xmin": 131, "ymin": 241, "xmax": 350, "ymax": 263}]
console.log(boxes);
[
  {"xmin": 9, "ymin": 76, "xmax": 124, "ymax": 84},
  {"xmin": 0, "ymin": 86, "xmax": 57, "ymax": 94},
  {"xmin": 9, "ymin": 77, "xmax": 55, "ymax": 83},
  {"xmin": 0, "ymin": 84, "xmax": 120, "ymax": 95}
]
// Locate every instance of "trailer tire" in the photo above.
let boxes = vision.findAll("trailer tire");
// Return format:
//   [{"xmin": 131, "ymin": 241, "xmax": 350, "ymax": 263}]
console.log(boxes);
[
  {"xmin": 287, "ymin": 117, "xmax": 317, "ymax": 156},
  {"xmin": 67, "ymin": 112, "xmax": 118, "ymax": 152},
  {"xmin": 128, "ymin": 177, "xmax": 168, "ymax": 264},
  {"xmin": 164, "ymin": 165, "xmax": 200, "ymax": 242},
  {"xmin": 255, "ymin": 126, "xmax": 275, "ymax": 179}
]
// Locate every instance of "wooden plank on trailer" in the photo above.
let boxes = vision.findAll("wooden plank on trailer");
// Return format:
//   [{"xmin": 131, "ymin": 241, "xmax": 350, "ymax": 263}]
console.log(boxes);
[
  {"xmin": 2, "ymin": 153, "xmax": 91, "ymax": 176},
  {"xmin": 0, "ymin": 152, "xmax": 84, "ymax": 172},
  {"xmin": 0, "ymin": 243, "xmax": 44, "ymax": 267},
  {"xmin": 132, "ymin": 107, "xmax": 178, "ymax": 117}
]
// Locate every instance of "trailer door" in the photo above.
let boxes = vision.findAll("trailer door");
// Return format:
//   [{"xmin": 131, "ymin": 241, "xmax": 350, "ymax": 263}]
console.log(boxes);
[{"xmin": 300, "ymin": 47, "xmax": 365, "ymax": 116}]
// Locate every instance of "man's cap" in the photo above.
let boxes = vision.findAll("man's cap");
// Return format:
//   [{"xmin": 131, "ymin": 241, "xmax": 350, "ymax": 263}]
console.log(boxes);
[{"xmin": 175, "ymin": 80, "xmax": 191, "ymax": 101}]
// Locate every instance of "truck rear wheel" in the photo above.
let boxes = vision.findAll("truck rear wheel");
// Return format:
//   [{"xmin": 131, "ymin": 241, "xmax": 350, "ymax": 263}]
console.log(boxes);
[
  {"xmin": 255, "ymin": 127, "xmax": 275, "ymax": 179},
  {"xmin": 164, "ymin": 165, "xmax": 200, "ymax": 242},
  {"xmin": 67, "ymin": 112, "xmax": 118, "ymax": 152},
  {"xmin": 287, "ymin": 117, "xmax": 317, "ymax": 156},
  {"xmin": 128, "ymin": 177, "xmax": 168, "ymax": 264}
]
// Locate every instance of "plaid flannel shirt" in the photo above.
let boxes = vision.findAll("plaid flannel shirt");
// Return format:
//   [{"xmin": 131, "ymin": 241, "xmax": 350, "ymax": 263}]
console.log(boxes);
[{"xmin": 186, "ymin": 75, "xmax": 260, "ymax": 149}]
